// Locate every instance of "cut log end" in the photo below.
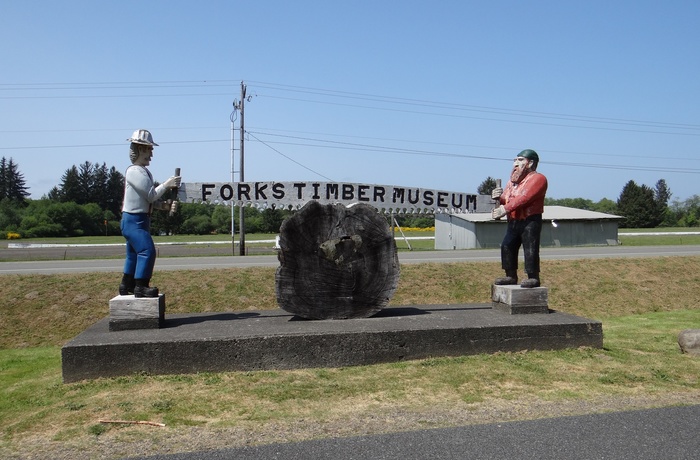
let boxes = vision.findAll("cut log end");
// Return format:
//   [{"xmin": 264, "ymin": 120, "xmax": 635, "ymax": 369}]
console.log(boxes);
[{"xmin": 275, "ymin": 201, "xmax": 400, "ymax": 319}]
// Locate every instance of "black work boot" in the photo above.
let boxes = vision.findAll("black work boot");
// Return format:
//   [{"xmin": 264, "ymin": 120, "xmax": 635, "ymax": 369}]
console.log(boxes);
[
  {"xmin": 494, "ymin": 270, "xmax": 518, "ymax": 285},
  {"xmin": 134, "ymin": 278, "xmax": 159, "ymax": 298},
  {"xmin": 521, "ymin": 273, "xmax": 541, "ymax": 288},
  {"xmin": 119, "ymin": 274, "xmax": 135, "ymax": 296}
]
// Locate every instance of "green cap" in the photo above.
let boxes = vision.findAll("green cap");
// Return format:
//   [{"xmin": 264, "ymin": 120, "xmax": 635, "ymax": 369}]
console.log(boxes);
[{"xmin": 518, "ymin": 149, "xmax": 539, "ymax": 163}]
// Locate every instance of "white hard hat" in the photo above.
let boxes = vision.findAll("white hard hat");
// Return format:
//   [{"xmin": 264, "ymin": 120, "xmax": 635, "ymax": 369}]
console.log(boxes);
[{"xmin": 127, "ymin": 129, "xmax": 159, "ymax": 146}]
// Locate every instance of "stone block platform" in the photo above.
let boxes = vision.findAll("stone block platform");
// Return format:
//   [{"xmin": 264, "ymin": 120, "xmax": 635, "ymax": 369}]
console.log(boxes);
[
  {"xmin": 492, "ymin": 285, "xmax": 549, "ymax": 314},
  {"xmin": 109, "ymin": 294, "xmax": 165, "ymax": 331},
  {"xmin": 62, "ymin": 304, "xmax": 603, "ymax": 383}
]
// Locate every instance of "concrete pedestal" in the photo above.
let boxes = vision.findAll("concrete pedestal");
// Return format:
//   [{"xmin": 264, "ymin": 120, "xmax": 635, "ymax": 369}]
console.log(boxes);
[
  {"xmin": 62, "ymin": 304, "xmax": 603, "ymax": 383},
  {"xmin": 492, "ymin": 285, "xmax": 549, "ymax": 314},
  {"xmin": 109, "ymin": 294, "xmax": 165, "ymax": 331}
]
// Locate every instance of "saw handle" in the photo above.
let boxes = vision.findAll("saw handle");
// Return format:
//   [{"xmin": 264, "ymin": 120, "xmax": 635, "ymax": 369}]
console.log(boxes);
[{"xmin": 169, "ymin": 168, "xmax": 181, "ymax": 216}]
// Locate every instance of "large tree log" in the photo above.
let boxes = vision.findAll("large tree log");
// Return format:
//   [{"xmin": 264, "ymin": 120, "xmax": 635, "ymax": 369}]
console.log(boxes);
[{"xmin": 275, "ymin": 201, "xmax": 400, "ymax": 319}]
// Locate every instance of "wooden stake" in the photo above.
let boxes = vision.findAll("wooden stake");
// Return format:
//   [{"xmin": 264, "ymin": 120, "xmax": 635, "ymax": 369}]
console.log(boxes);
[{"xmin": 98, "ymin": 419, "xmax": 165, "ymax": 427}]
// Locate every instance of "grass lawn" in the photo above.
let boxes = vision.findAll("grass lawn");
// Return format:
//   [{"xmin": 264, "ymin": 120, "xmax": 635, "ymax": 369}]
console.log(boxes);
[{"xmin": 1, "ymin": 256, "xmax": 699, "ymax": 458}]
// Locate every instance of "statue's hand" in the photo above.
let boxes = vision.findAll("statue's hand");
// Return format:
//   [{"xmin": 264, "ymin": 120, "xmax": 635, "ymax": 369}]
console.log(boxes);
[
  {"xmin": 156, "ymin": 199, "xmax": 172, "ymax": 211},
  {"xmin": 492, "ymin": 205, "xmax": 506, "ymax": 220},
  {"xmin": 491, "ymin": 187, "xmax": 503, "ymax": 200},
  {"xmin": 163, "ymin": 175, "xmax": 181, "ymax": 189}
]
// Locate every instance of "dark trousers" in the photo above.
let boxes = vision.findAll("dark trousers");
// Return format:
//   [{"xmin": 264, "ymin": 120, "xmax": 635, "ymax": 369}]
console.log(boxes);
[{"xmin": 501, "ymin": 214, "xmax": 542, "ymax": 275}]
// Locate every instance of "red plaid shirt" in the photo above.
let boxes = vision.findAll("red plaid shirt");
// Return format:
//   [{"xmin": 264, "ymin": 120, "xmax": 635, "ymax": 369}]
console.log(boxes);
[{"xmin": 499, "ymin": 172, "xmax": 548, "ymax": 220}]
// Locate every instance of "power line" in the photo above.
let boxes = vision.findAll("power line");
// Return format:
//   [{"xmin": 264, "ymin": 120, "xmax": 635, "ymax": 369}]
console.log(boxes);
[
  {"xmin": 0, "ymin": 92, "xmax": 234, "ymax": 100},
  {"xmin": 2, "ymin": 78, "xmax": 698, "ymax": 133},
  {"xmin": 3, "ymin": 128, "xmax": 698, "ymax": 175},
  {"xmin": 0, "ymin": 79, "xmax": 239, "ymax": 89},
  {"xmin": 257, "ymin": 141, "xmax": 700, "ymax": 174},
  {"xmin": 2, "ymin": 78, "xmax": 698, "ymax": 175},
  {"xmin": 246, "ymin": 80, "xmax": 700, "ymax": 131},
  {"xmin": 0, "ymin": 126, "xmax": 224, "ymax": 134},
  {"xmin": 245, "ymin": 131, "xmax": 334, "ymax": 181},
  {"xmin": 4, "ymin": 122, "xmax": 694, "ymax": 162},
  {"xmin": 256, "ymin": 94, "xmax": 700, "ymax": 137},
  {"xmin": 0, "ymin": 83, "xmax": 238, "ymax": 91},
  {"xmin": 244, "ymin": 131, "xmax": 700, "ymax": 175},
  {"xmin": 247, "ymin": 129, "xmax": 694, "ymax": 162},
  {"xmin": 0, "ymin": 140, "xmax": 228, "ymax": 150}
]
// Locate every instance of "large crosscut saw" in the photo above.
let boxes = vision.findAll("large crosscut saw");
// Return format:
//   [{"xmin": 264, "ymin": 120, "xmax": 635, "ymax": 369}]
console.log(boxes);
[{"xmin": 177, "ymin": 180, "xmax": 493, "ymax": 214}]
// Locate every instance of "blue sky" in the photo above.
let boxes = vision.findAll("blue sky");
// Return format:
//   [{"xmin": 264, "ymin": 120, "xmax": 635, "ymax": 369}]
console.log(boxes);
[{"xmin": 1, "ymin": 0, "xmax": 699, "ymax": 204}]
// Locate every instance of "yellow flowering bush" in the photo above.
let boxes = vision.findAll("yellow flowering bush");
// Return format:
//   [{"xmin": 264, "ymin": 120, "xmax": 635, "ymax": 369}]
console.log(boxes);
[{"xmin": 393, "ymin": 226, "xmax": 435, "ymax": 232}]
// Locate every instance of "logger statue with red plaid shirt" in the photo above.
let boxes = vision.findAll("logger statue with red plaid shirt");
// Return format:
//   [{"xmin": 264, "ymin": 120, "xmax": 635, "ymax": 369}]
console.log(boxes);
[{"xmin": 491, "ymin": 149, "xmax": 548, "ymax": 288}]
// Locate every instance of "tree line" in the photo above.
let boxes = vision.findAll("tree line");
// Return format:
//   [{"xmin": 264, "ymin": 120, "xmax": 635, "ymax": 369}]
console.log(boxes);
[{"xmin": 0, "ymin": 157, "xmax": 696, "ymax": 239}]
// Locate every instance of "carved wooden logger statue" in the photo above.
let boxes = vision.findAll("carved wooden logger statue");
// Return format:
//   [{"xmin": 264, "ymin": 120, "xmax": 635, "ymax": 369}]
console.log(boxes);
[{"xmin": 275, "ymin": 201, "xmax": 400, "ymax": 319}]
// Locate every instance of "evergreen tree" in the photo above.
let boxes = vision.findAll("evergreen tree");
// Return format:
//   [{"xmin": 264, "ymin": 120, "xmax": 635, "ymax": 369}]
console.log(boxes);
[
  {"xmin": 0, "ymin": 157, "xmax": 30, "ymax": 202},
  {"xmin": 46, "ymin": 185, "xmax": 63, "ymax": 201},
  {"xmin": 0, "ymin": 157, "xmax": 7, "ymax": 199},
  {"xmin": 617, "ymin": 180, "xmax": 658, "ymax": 228},
  {"xmin": 91, "ymin": 162, "xmax": 109, "ymax": 209},
  {"xmin": 53, "ymin": 161, "xmax": 124, "ymax": 215},
  {"xmin": 105, "ymin": 166, "xmax": 125, "ymax": 216},
  {"xmin": 654, "ymin": 179, "xmax": 672, "ymax": 226},
  {"xmin": 58, "ymin": 166, "xmax": 81, "ymax": 203},
  {"xmin": 477, "ymin": 176, "xmax": 499, "ymax": 195},
  {"xmin": 76, "ymin": 161, "xmax": 95, "ymax": 205}
]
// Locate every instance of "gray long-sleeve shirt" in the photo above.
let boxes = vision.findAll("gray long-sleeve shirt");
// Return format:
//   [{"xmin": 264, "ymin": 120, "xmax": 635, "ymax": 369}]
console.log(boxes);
[{"xmin": 121, "ymin": 165, "xmax": 168, "ymax": 214}]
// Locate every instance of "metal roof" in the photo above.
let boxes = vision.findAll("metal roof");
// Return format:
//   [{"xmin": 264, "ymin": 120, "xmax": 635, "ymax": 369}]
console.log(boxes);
[{"xmin": 447, "ymin": 205, "xmax": 623, "ymax": 223}]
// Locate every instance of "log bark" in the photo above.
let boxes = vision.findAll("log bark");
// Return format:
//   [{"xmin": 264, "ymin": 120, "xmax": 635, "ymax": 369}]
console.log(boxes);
[{"xmin": 275, "ymin": 201, "xmax": 400, "ymax": 319}]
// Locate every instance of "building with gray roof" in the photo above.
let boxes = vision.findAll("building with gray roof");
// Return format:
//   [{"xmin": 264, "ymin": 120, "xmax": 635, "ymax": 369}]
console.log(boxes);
[{"xmin": 434, "ymin": 206, "xmax": 623, "ymax": 250}]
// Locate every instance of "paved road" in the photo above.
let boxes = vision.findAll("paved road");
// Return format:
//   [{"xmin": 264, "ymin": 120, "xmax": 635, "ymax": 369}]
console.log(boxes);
[
  {"xmin": 1, "ymin": 245, "xmax": 699, "ymax": 275},
  {"xmin": 131, "ymin": 404, "xmax": 700, "ymax": 460}
]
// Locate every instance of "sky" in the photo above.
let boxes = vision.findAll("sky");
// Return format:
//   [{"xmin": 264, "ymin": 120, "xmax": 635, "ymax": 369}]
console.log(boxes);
[{"xmin": 1, "ymin": 0, "xmax": 699, "ymax": 204}]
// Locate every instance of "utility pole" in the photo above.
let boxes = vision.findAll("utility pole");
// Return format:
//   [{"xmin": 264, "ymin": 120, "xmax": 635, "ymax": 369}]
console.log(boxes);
[
  {"xmin": 238, "ymin": 81, "xmax": 247, "ymax": 256},
  {"xmin": 230, "ymin": 100, "xmax": 237, "ymax": 255}
]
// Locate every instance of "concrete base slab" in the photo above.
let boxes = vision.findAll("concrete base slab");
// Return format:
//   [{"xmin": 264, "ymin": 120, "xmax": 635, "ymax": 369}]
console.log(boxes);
[{"xmin": 61, "ymin": 304, "xmax": 603, "ymax": 383}]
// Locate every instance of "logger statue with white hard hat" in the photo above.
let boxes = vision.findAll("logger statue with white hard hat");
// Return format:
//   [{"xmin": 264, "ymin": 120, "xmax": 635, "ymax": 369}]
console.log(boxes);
[
  {"xmin": 118, "ymin": 129, "xmax": 181, "ymax": 297},
  {"xmin": 491, "ymin": 149, "xmax": 548, "ymax": 288}
]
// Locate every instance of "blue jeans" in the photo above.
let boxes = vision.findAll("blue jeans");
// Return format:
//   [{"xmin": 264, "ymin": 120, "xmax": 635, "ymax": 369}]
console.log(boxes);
[{"xmin": 121, "ymin": 212, "xmax": 156, "ymax": 280}]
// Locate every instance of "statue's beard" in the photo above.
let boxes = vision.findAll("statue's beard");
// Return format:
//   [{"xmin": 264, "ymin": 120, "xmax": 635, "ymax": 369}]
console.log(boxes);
[{"xmin": 510, "ymin": 165, "xmax": 530, "ymax": 184}]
